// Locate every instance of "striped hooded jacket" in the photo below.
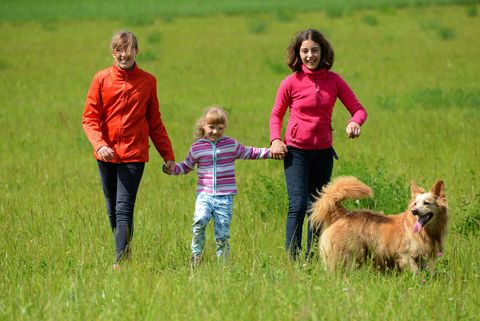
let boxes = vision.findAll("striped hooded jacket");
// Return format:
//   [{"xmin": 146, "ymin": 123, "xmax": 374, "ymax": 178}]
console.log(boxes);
[{"xmin": 171, "ymin": 136, "xmax": 270, "ymax": 195}]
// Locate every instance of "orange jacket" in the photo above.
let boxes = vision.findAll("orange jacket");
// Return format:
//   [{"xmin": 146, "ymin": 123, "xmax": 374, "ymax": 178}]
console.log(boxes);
[{"xmin": 82, "ymin": 64, "xmax": 174, "ymax": 163}]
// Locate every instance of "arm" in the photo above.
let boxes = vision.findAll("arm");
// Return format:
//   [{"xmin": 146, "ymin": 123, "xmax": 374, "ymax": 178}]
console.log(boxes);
[
  {"xmin": 235, "ymin": 140, "xmax": 270, "ymax": 160},
  {"xmin": 168, "ymin": 147, "xmax": 197, "ymax": 175},
  {"xmin": 147, "ymin": 77, "xmax": 175, "ymax": 162},
  {"xmin": 82, "ymin": 74, "xmax": 111, "ymax": 155},
  {"xmin": 269, "ymin": 78, "xmax": 290, "ymax": 158},
  {"xmin": 336, "ymin": 75, "xmax": 367, "ymax": 139}
]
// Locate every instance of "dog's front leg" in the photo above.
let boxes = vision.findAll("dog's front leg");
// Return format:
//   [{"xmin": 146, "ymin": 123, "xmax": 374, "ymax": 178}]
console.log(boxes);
[
  {"xmin": 408, "ymin": 257, "xmax": 420, "ymax": 274},
  {"xmin": 398, "ymin": 255, "xmax": 419, "ymax": 274},
  {"xmin": 427, "ymin": 257, "xmax": 437, "ymax": 276}
]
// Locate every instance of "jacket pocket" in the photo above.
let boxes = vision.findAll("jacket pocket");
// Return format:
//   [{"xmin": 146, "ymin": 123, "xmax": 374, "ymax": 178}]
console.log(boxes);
[{"xmin": 289, "ymin": 122, "xmax": 299, "ymax": 140}]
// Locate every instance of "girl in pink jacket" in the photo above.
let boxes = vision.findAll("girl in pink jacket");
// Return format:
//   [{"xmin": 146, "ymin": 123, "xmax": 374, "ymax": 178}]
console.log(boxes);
[{"xmin": 269, "ymin": 29, "xmax": 367, "ymax": 260}]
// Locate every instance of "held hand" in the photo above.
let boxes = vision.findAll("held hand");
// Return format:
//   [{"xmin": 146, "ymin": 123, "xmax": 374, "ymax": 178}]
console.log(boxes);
[
  {"xmin": 97, "ymin": 145, "xmax": 116, "ymax": 161},
  {"xmin": 271, "ymin": 139, "xmax": 288, "ymax": 160},
  {"xmin": 164, "ymin": 160, "xmax": 175, "ymax": 174},
  {"xmin": 346, "ymin": 122, "xmax": 361, "ymax": 139},
  {"xmin": 162, "ymin": 164, "xmax": 169, "ymax": 175}
]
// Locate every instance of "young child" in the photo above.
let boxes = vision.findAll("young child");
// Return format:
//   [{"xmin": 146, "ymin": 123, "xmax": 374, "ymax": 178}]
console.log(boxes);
[{"xmin": 165, "ymin": 107, "xmax": 271, "ymax": 265}]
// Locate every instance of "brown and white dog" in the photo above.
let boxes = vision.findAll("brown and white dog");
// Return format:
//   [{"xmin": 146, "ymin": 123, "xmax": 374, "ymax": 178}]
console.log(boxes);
[{"xmin": 310, "ymin": 176, "xmax": 448, "ymax": 273}]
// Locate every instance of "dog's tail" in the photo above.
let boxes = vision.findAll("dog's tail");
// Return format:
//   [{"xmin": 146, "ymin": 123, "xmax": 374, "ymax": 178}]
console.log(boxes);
[{"xmin": 310, "ymin": 176, "xmax": 373, "ymax": 230}]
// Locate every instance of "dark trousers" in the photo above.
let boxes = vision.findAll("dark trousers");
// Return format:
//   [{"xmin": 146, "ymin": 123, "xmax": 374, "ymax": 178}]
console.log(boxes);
[
  {"xmin": 284, "ymin": 146, "xmax": 334, "ymax": 260},
  {"xmin": 97, "ymin": 161, "xmax": 145, "ymax": 262}
]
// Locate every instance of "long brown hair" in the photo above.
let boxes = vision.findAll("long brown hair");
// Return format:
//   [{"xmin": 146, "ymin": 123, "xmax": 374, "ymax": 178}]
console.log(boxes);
[{"xmin": 286, "ymin": 29, "xmax": 334, "ymax": 72}]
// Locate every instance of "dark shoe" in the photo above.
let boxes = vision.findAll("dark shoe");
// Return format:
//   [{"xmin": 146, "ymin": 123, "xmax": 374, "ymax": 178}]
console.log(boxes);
[{"xmin": 191, "ymin": 254, "xmax": 202, "ymax": 266}]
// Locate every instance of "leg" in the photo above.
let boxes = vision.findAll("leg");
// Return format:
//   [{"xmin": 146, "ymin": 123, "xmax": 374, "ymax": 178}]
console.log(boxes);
[
  {"xmin": 191, "ymin": 193, "xmax": 213, "ymax": 257},
  {"xmin": 284, "ymin": 148, "xmax": 311, "ymax": 260},
  {"xmin": 97, "ymin": 161, "xmax": 118, "ymax": 232},
  {"xmin": 114, "ymin": 162, "xmax": 145, "ymax": 262},
  {"xmin": 213, "ymin": 195, "xmax": 234, "ymax": 262},
  {"xmin": 427, "ymin": 257, "xmax": 436, "ymax": 276},
  {"xmin": 305, "ymin": 148, "xmax": 334, "ymax": 259}
]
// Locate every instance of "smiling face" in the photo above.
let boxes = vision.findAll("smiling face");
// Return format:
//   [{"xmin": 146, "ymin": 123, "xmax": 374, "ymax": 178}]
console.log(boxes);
[
  {"xmin": 299, "ymin": 38, "xmax": 321, "ymax": 70},
  {"xmin": 202, "ymin": 122, "xmax": 226, "ymax": 141},
  {"xmin": 112, "ymin": 47, "xmax": 137, "ymax": 70},
  {"xmin": 412, "ymin": 192, "xmax": 437, "ymax": 233},
  {"xmin": 410, "ymin": 179, "xmax": 447, "ymax": 233},
  {"xmin": 110, "ymin": 31, "xmax": 138, "ymax": 70}
]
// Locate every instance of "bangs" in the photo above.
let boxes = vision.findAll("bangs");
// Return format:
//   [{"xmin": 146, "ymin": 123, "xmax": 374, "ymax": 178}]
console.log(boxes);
[
  {"xmin": 204, "ymin": 109, "xmax": 227, "ymax": 126},
  {"xmin": 111, "ymin": 31, "xmax": 138, "ymax": 55}
]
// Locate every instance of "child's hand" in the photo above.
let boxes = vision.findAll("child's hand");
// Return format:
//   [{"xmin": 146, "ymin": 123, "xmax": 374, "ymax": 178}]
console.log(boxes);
[
  {"xmin": 162, "ymin": 164, "xmax": 170, "ymax": 174},
  {"xmin": 270, "ymin": 150, "xmax": 285, "ymax": 160},
  {"xmin": 270, "ymin": 140, "xmax": 287, "ymax": 160},
  {"xmin": 163, "ymin": 160, "xmax": 175, "ymax": 175}
]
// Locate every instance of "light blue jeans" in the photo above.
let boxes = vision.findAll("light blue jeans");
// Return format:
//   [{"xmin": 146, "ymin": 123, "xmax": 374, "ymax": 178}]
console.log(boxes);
[{"xmin": 191, "ymin": 193, "xmax": 234, "ymax": 260}]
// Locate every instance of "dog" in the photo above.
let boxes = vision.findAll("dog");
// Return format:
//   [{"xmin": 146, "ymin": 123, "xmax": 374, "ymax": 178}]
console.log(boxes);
[{"xmin": 309, "ymin": 176, "xmax": 448, "ymax": 274}]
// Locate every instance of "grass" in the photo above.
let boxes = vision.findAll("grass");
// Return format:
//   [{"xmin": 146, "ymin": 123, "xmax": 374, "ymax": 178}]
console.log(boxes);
[
  {"xmin": 1, "ymin": 2, "xmax": 480, "ymax": 321},
  {"xmin": 1, "ymin": 0, "xmax": 479, "ymax": 22}
]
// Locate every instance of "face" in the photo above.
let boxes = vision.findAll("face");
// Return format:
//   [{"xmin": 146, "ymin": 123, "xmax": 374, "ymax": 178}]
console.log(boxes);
[
  {"xmin": 299, "ymin": 39, "xmax": 321, "ymax": 70},
  {"xmin": 411, "ymin": 192, "xmax": 438, "ymax": 232},
  {"xmin": 112, "ymin": 47, "xmax": 137, "ymax": 70},
  {"xmin": 410, "ymin": 180, "xmax": 447, "ymax": 233},
  {"xmin": 202, "ymin": 123, "xmax": 226, "ymax": 141}
]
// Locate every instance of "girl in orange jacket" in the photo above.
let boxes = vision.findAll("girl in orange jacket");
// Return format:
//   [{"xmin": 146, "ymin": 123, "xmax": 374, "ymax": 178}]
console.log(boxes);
[{"xmin": 82, "ymin": 30, "xmax": 175, "ymax": 270}]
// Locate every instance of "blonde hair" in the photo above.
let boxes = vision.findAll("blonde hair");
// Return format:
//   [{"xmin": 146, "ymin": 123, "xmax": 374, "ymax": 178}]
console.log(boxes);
[
  {"xmin": 194, "ymin": 106, "xmax": 228, "ymax": 140},
  {"xmin": 111, "ymin": 30, "xmax": 138, "ymax": 56}
]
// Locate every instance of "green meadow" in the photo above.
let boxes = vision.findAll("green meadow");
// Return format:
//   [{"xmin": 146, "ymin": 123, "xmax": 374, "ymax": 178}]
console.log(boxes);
[{"xmin": 1, "ymin": 1, "xmax": 480, "ymax": 320}]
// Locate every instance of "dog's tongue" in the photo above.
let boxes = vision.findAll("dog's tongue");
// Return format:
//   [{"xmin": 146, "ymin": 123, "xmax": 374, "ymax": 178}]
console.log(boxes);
[{"xmin": 414, "ymin": 221, "xmax": 422, "ymax": 233}]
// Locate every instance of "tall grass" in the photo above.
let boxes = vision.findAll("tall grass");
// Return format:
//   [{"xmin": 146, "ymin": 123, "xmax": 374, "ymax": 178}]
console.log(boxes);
[{"xmin": 1, "ymin": 2, "xmax": 479, "ymax": 321}]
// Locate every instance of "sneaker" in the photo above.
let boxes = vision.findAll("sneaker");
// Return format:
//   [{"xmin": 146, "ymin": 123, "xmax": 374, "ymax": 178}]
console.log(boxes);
[
  {"xmin": 191, "ymin": 254, "xmax": 202, "ymax": 266},
  {"xmin": 112, "ymin": 263, "xmax": 121, "ymax": 271}
]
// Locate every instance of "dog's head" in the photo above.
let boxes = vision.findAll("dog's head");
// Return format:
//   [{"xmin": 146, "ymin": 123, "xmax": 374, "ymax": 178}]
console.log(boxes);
[{"xmin": 409, "ymin": 180, "xmax": 448, "ymax": 233}]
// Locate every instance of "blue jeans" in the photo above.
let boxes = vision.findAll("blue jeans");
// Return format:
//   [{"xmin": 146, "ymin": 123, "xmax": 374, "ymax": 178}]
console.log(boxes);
[
  {"xmin": 284, "ymin": 146, "xmax": 334, "ymax": 259},
  {"xmin": 97, "ymin": 161, "xmax": 145, "ymax": 262},
  {"xmin": 191, "ymin": 193, "xmax": 234, "ymax": 260}
]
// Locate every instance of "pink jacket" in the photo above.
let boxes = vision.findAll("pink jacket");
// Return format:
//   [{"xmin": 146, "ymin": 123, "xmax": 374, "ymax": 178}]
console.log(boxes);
[{"xmin": 270, "ymin": 65, "xmax": 367, "ymax": 150}]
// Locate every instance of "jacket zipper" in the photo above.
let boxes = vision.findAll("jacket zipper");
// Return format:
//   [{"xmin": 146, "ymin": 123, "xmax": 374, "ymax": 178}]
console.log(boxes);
[
  {"xmin": 211, "ymin": 140, "xmax": 217, "ymax": 194},
  {"xmin": 118, "ymin": 72, "xmax": 128, "ymax": 161}
]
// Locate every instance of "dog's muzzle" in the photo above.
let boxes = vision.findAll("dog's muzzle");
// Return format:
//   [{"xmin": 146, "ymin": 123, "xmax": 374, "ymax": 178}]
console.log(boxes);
[{"xmin": 418, "ymin": 212, "xmax": 433, "ymax": 226}]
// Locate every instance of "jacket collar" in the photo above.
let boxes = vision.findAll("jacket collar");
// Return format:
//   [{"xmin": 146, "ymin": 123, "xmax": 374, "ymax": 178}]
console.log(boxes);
[
  {"xmin": 197, "ymin": 136, "xmax": 228, "ymax": 144},
  {"xmin": 301, "ymin": 64, "xmax": 328, "ymax": 79},
  {"xmin": 112, "ymin": 63, "xmax": 140, "ymax": 78}
]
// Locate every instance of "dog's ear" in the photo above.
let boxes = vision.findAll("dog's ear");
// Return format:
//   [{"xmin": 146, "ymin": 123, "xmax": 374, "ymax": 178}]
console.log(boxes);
[
  {"xmin": 431, "ymin": 180, "xmax": 446, "ymax": 199},
  {"xmin": 410, "ymin": 180, "xmax": 423, "ymax": 196}
]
